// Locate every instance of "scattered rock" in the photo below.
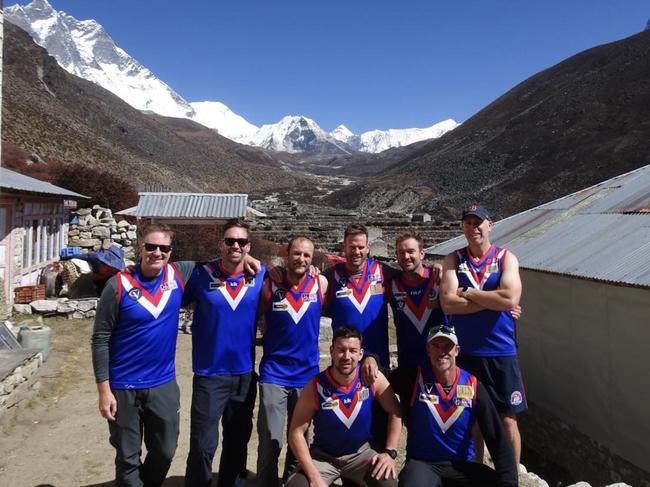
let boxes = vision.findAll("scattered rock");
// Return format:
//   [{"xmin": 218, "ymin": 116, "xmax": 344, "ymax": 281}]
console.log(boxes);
[
  {"xmin": 30, "ymin": 300, "xmax": 59, "ymax": 313},
  {"xmin": 13, "ymin": 304, "xmax": 32, "ymax": 315}
]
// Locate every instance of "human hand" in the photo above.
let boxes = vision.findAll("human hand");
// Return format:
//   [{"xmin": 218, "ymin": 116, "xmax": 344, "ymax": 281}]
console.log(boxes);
[
  {"xmin": 98, "ymin": 388, "xmax": 117, "ymax": 421},
  {"xmin": 431, "ymin": 262, "xmax": 443, "ymax": 284},
  {"xmin": 243, "ymin": 255, "xmax": 261, "ymax": 275},
  {"xmin": 308, "ymin": 265, "xmax": 320, "ymax": 276},
  {"xmin": 360, "ymin": 356, "xmax": 379, "ymax": 386},
  {"xmin": 511, "ymin": 304, "xmax": 522, "ymax": 320},
  {"xmin": 370, "ymin": 452, "xmax": 396, "ymax": 480}
]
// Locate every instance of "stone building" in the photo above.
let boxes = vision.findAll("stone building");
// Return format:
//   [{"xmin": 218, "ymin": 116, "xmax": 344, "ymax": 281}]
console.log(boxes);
[
  {"xmin": 426, "ymin": 165, "xmax": 650, "ymax": 486},
  {"xmin": 0, "ymin": 167, "xmax": 88, "ymax": 308}
]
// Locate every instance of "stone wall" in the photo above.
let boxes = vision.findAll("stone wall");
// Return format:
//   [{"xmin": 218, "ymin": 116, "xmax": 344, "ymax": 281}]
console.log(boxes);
[
  {"xmin": 521, "ymin": 404, "xmax": 649, "ymax": 487},
  {"xmin": 14, "ymin": 298, "xmax": 98, "ymax": 320},
  {"xmin": 0, "ymin": 352, "xmax": 42, "ymax": 412},
  {"xmin": 67, "ymin": 205, "xmax": 137, "ymax": 260}
]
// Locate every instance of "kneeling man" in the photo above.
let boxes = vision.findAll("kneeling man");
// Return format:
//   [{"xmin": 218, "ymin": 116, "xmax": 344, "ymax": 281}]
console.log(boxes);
[
  {"xmin": 287, "ymin": 326, "xmax": 401, "ymax": 487},
  {"xmin": 392, "ymin": 325, "xmax": 518, "ymax": 487}
]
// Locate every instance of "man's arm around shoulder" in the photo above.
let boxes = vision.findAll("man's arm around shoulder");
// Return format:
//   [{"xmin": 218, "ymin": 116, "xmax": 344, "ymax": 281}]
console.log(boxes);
[{"xmin": 372, "ymin": 371, "xmax": 402, "ymax": 480}]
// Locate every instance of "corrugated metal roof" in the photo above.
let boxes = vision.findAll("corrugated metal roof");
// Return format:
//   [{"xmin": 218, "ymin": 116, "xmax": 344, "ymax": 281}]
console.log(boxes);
[
  {"xmin": 0, "ymin": 167, "xmax": 89, "ymax": 198},
  {"xmin": 426, "ymin": 165, "xmax": 650, "ymax": 287},
  {"xmin": 116, "ymin": 193, "xmax": 248, "ymax": 219}
]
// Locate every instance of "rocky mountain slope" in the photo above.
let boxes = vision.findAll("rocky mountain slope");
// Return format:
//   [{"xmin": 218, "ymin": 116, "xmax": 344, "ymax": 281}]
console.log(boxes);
[
  {"xmin": 326, "ymin": 28, "xmax": 650, "ymax": 218},
  {"xmin": 1, "ymin": 21, "xmax": 311, "ymax": 195}
]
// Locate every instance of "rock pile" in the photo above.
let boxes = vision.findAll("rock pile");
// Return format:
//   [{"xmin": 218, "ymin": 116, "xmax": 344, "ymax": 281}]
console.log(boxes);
[{"xmin": 67, "ymin": 205, "xmax": 137, "ymax": 260}]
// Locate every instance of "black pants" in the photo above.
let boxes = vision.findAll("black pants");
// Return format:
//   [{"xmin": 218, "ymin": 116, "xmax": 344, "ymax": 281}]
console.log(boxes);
[
  {"xmin": 185, "ymin": 372, "xmax": 257, "ymax": 487},
  {"xmin": 398, "ymin": 458, "xmax": 500, "ymax": 487},
  {"xmin": 109, "ymin": 380, "xmax": 180, "ymax": 487}
]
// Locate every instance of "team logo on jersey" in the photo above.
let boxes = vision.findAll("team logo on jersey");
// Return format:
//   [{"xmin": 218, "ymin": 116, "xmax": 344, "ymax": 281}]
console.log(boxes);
[
  {"xmin": 453, "ymin": 397, "xmax": 472, "ymax": 407},
  {"xmin": 302, "ymin": 293, "xmax": 317, "ymax": 302},
  {"xmin": 510, "ymin": 391, "xmax": 523, "ymax": 406},
  {"xmin": 396, "ymin": 300, "xmax": 405, "ymax": 310},
  {"xmin": 457, "ymin": 385, "xmax": 474, "ymax": 399},
  {"xmin": 245, "ymin": 276, "xmax": 256, "ymax": 287},
  {"xmin": 336, "ymin": 289, "xmax": 352, "ymax": 298},
  {"xmin": 419, "ymin": 392, "xmax": 439, "ymax": 404},
  {"xmin": 274, "ymin": 288, "xmax": 287, "ymax": 300},
  {"xmin": 128, "ymin": 288, "xmax": 142, "ymax": 301},
  {"xmin": 209, "ymin": 279, "xmax": 224, "ymax": 289},
  {"xmin": 338, "ymin": 277, "xmax": 348, "ymax": 287},
  {"xmin": 321, "ymin": 399, "xmax": 339, "ymax": 409},
  {"xmin": 272, "ymin": 302, "xmax": 288, "ymax": 311},
  {"xmin": 160, "ymin": 281, "xmax": 178, "ymax": 292},
  {"xmin": 358, "ymin": 387, "xmax": 370, "ymax": 401}
]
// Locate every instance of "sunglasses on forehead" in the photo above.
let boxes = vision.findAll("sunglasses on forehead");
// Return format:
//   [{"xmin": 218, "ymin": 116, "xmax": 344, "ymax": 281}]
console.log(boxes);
[
  {"xmin": 430, "ymin": 324, "xmax": 456, "ymax": 334},
  {"xmin": 143, "ymin": 243, "xmax": 172, "ymax": 253},
  {"xmin": 223, "ymin": 237, "xmax": 249, "ymax": 247}
]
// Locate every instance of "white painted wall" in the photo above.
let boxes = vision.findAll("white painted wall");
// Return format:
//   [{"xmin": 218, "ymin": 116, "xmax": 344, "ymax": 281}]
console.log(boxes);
[{"xmin": 517, "ymin": 270, "xmax": 650, "ymax": 472}]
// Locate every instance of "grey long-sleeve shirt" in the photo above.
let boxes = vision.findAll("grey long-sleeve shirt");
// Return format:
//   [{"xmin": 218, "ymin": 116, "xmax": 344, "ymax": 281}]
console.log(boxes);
[{"xmin": 91, "ymin": 261, "xmax": 195, "ymax": 383}]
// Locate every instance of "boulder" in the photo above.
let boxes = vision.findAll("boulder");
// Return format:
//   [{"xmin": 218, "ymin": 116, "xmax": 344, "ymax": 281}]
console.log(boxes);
[
  {"xmin": 12, "ymin": 304, "xmax": 32, "ymax": 315},
  {"xmin": 92, "ymin": 226, "xmax": 111, "ymax": 239},
  {"xmin": 56, "ymin": 302, "xmax": 75, "ymax": 314},
  {"xmin": 77, "ymin": 208, "xmax": 91, "ymax": 216},
  {"xmin": 117, "ymin": 220, "xmax": 130, "ymax": 228},
  {"xmin": 79, "ymin": 232, "xmax": 92, "ymax": 239},
  {"xmin": 77, "ymin": 300, "xmax": 97, "ymax": 312},
  {"xmin": 126, "ymin": 230, "xmax": 137, "ymax": 240},
  {"xmin": 30, "ymin": 300, "xmax": 58, "ymax": 313},
  {"xmin": 76, "ymin": 238, "xmax": 101, "ymax": 248}
]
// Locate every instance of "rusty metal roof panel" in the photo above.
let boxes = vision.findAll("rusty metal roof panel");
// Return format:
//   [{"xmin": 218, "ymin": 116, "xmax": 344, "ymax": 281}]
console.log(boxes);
[
  {"xmin": 126, "ymin": 193, "xmax": 248, "ymax": 219},
  {"xmin": 0, "ymin": 167, "xmax": 89, "ymax": 199},
  {"xmin": 425, "ymin": 165, "xmax": 650, "ymax": 287}
]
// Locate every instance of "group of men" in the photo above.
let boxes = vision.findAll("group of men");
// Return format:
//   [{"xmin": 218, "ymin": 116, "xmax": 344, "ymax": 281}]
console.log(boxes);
[{"xmin": 91, "ymin": 203, "xmax": 526, "ymax": 487}]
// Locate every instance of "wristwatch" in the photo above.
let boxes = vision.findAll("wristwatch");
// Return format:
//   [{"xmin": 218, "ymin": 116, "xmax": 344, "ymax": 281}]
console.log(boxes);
[{"xmin": 383, "ymin": 448, "xmax": 398, "ymax": 459}]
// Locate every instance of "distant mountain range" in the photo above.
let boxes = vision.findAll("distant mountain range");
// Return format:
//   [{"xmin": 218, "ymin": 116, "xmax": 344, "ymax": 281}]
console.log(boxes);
[
  {"xmin": 5, "ymin": 0, "xmax": 458, "ymax": 154},
  {"xmin": 323, "ymin": 27, "xmax": 650, "ymax": 218}
]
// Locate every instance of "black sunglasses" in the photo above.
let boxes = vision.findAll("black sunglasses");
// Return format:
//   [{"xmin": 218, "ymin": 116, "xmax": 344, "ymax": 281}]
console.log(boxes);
[
  {"xmin": 143, "ymin": 243, "xmax": 172, "ymax": 253},
  {"xmin": 224, "ymin": 237, "xmax": 249, "ymax": 247}
]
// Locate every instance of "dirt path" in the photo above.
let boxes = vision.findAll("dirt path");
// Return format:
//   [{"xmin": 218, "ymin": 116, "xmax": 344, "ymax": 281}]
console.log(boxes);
[{"xmin": 0, "ymin": 317, "xmax": 264, "ymax": 487}]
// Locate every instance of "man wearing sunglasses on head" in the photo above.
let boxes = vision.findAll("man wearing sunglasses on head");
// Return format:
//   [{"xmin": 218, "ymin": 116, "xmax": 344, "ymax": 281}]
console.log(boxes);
[
  {"xmin": 92, "ymin": 223, "xmax": 195, "ymax": 487},
  {"xmin": 391, "ymin": 325, "xmax": 518, "ymax": 487},
  {"xmin": 184, "ymin": 219, "xmax": 267, "ymax": 487}
]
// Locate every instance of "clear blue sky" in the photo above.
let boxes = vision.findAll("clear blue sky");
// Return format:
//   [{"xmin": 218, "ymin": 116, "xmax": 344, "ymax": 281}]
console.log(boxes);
[{"xmin": 7, "ymin": 0, "xmax": 649, "ymax": 133}]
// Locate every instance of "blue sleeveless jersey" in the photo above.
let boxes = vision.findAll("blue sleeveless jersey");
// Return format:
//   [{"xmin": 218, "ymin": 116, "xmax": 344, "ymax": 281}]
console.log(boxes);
[
  {"xmin": 330, "ymin": 259, "xmax": 389, "ymax": 366},
  {"xmin": 109, "ymin": 264, "xmax": 185, "ymax": 390},
  {"xmin": 311, "ymin": 366, "xmax": 375, "ymax": 456},
  {"xmin": 407, "ymin": 366, "xmax": 478, "ymax": 462},
  {"xmin": 260, "ymin": 275, "xmax": 322, "ymax": 387},
  {"xmin": 187, "ymin": 260, "xmax": 266, "ymax": 376},
  {"xmin": 453, "ymin": 245, "xmax": 517, "ymax": 356},
  {"xmin": 387, "ymin": 267, "xmax": 448, "ymax": 368}
]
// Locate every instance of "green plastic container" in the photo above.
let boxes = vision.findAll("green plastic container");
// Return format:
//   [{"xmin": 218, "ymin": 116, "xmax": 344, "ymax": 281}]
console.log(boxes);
[{"xmin": 19, "ymin": 325, "xmax": 52, "ymax": 361}]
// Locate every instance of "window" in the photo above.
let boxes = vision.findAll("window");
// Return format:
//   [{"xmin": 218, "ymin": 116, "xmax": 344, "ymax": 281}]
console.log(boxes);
[{"xmin": 21, "ymin": 201, "xmax": 67, "ymax": 270}]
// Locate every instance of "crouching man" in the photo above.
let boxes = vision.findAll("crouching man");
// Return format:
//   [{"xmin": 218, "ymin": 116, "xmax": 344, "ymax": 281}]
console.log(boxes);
[
  {"xmin": 392, "ymin": 325, "xmax": 518, "ymax": 487},
  {"xmin": 287, "ymin": 326, "xmax": 401, "ymax": 487}
]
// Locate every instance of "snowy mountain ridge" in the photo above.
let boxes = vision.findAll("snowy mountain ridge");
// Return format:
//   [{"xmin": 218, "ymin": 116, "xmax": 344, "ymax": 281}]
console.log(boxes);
[{"xmin": 6, "ymin": 0, "xmax": 458, "ymax": 154}]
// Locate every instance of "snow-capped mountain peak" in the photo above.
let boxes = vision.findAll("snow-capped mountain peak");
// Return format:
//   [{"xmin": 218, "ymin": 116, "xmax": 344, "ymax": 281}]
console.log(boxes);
[
  {"xmin": 240, "ymin": 116, "xmax": 352, "ymax": 155},
  {"xmin": 190, "ymin": 101, "xmax": 259, "ymax": 140},
  {"xmin": 6, "ymin": 0, "xmax": 196, "ymax": 119},
  {"xmin": 330, "ymin": 119, "xmax": 459, "ymax": 153}
]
